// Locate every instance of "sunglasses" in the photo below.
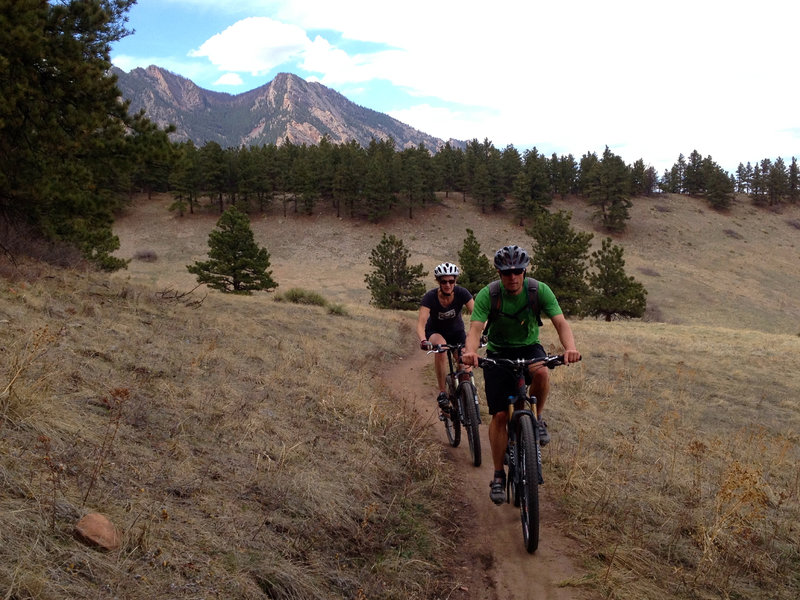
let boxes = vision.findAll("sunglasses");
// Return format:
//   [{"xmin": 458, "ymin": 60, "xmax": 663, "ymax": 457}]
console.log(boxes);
[
  {"xmin": 438, "ymin": 279, "xmax": 456, "ymax": 285},
  {"xmin": 500, "ymin": 268, "xmax": 525, "ymax": 276}
]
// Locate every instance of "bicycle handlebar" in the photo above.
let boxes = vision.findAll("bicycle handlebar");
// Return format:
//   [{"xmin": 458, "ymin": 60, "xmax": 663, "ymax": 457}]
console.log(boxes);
[
  {"xmin": 425, "ymin": 342, "xmax": 464, "ymax": 355},
  {"xmin": 477, "ymin": 354, "xmax": 580, "ymax": 370}
]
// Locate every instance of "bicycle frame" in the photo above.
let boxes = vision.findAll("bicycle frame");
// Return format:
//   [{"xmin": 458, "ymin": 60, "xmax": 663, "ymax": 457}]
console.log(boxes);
[
  {"xmin": 427, "ymin": 343, "xmax": 482, "ymax": 466},
  {"xmin": 477, "ymin": 354, "xmax": 568, "ymax": 553}
]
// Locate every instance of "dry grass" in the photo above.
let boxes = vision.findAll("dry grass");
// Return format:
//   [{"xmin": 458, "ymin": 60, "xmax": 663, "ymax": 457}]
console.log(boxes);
[
  {"xmin": 0, "ymin": 262, "xmax": 453, "ymax": 599},
  {"xmin": 2, "ymin": 191, "xmax": 799, "ymax": 599},
  {"xmin": 542, "ymin": 321, "xmax": 800, "ymax": 599}
]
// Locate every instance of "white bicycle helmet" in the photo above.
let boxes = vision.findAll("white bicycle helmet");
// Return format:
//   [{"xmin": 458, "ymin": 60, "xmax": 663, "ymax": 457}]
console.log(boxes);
[{"xmin": 433, "ymin": 262, "xmax": 460, "ymax": 278}]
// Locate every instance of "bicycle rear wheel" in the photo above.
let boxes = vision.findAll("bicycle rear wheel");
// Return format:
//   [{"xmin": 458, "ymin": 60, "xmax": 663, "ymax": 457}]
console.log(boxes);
[
  {"xmin": 517, "ymin": 414, "xmax": 540, "ymax": 553},
  {"xmin": 458, "ymin": 382, "xmax": 481, "ymax": 467},
  {"xmin": 443, "ymin": 394, "xmax": 461, "ymax": 447}
]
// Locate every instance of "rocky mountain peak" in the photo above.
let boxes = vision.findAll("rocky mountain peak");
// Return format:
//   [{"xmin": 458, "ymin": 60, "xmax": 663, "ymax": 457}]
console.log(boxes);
[{"xmin": 113, "ymin": 66, "xmax": 462, "ymax": 152}]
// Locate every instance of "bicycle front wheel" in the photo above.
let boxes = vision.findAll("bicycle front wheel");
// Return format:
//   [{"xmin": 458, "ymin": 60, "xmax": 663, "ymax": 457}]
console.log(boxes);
[
  {"xmin": 443, "ymin": 394, "xmax": 461, "ymax": 448},
  {"xmin": 458, "ymin": 383, "xmax": 481, "ymax": 467},
  {"xmin": 517, "ymin": 414, "xmax": 540, "ymax": 553}
]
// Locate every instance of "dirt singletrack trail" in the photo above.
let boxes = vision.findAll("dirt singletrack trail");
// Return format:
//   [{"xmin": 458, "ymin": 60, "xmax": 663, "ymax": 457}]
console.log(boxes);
[{"xmin": 385, "ymin": 349, "xmax": 596, "ymax": 600}]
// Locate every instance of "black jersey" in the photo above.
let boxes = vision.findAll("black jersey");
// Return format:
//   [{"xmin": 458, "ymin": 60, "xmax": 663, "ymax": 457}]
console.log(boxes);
[{"xmin": 420, "ymin": 285, "xmax": 473, "ymax": 340}]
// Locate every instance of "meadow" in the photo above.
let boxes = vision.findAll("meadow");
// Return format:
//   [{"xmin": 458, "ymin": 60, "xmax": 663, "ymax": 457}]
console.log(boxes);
[{"xmin": 1, "ymin": 191, "xmax": 798, "ymax": 599}]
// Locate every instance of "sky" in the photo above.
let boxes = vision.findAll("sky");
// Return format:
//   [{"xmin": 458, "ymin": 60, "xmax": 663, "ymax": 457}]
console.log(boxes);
[{"xmin": 110, "ymin": 0, "xmax": 800, "ymax": 175}]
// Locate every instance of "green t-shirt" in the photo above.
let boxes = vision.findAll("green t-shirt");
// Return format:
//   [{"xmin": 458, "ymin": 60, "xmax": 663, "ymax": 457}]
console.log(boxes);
[{"xmin": 471, "ymin": 278, "xmax": 562, "ymax": 350}]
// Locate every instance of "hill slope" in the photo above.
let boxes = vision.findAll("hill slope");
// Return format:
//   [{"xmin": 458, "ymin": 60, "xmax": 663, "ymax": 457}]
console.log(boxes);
[
  {"xmin": 2, "ymin": 193, "xmax": 799, "ymax": 599},
  {"xmin": 112, "ymin": 192, "xmax": 800, "ymax": 335}
]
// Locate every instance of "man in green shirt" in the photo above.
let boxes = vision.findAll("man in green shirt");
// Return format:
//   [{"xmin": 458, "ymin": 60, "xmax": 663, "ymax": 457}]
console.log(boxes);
[{"xmin": 461, "ymin": 245, "xmax": 581, "ymax": 505}]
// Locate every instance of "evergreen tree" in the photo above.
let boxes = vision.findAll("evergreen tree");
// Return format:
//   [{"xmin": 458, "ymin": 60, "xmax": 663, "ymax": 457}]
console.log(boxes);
[
  {"xmin": 432, "ymin": 141, "xmax": 460, "ymax": 198},
  {"xmin": 577, "ymin": 151, "xmax": 599, "ymax": 195},
  {"xmin": 471, "ymin": 162, "xmax": 492, "ymax": 213},
  {"xmin": 555, "ymin": 154, "xmax": 578, "ymax": 198},
  {"xmin": 789, "ymin": 157, "xmax": 799, "ymax": 205},
  {"xmin": 527, "ymin": 210, "xmax": 592, "ymax": 316},
  {"xmin": 585, "ymin": 238, "xmax": 647, "ymax": 321},
  {"xmin": 363, "ymin": 138, "xmax": 396, "ymax": 221},
  {"xmin": 585, "ymin": 147, "xmax": 632, "ymax": 233},
  {"xmin": 486, "ymin": 146, "xmax": 505, "ymax": 210},
  {"xmin": 499, "ymin": 145, "xmax": 523, "ymax": 197},
  {"xmin": 522, "ymin": 147, "xmax": 552, "ymax": 212},
  {"xmin": 750, "ymin": 163, "xmax": 766, "ymax": 206},
  {"xmin": 333, "ymin": 140, "xmax": 366, "ymax": 218},
  {"xmin": 735, "ymin": 162, "xmax": 750, "ymax": 194},
  {"xmin": 187, "ymin": 206, "xmax": 277, "ymax": 294},
  {"xmin": 0, "ymin": 0, "xmax": 149, "ymax": 269},
  {"xmin": 364, "ymin": 234, "xmax": 427, "ymax": 309},
  {"xmin": 512, "ymin": 170, "xmax": 534, "ymax": 226},
  {"xmin": 457, "ymin": 229, "xmax": 496, "ymax": 295},
  {"xmin": 767, "ymin": 157, "xmax": 788, "ymax": 206},
  {"xmin": 706, "ymin": 166, "xmax": 734, "ymax": 210},
  {"xmin": 684, "ymin": 150, "xmax": 705, "ymax": 195}
]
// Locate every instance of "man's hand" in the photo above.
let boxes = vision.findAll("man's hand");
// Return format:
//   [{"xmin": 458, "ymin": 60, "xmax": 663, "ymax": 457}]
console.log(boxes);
[
  {"xmin": 420, "ymin": 340, "xmax": 433, "ymax": 351},
  {"xmin": 562, "ymin": 349, "xmax": 581, "ymax": 364},
  {"xmin": 460, "ymin": 350, "xmax": 478, "ymax": 367}
]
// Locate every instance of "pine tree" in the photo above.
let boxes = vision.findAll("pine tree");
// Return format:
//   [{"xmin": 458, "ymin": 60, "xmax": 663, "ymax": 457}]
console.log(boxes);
[
  {"xmin": 527, "ymin": 210, "xmax": 592, "ymax": 316},
  {"xmin": 364, "ymin": 234, "xmax": 427, "ymax": 309},
  {"xmin": 471, "ymin": 162, "xmax": 492, "ymax": 213},
  {"xmin": 789, "ymin": 157, "xmax": 799, "ymax": 205},
  {"xmin": 0, "ymin": 0, "xmax": 150, "ymax": 269},
  {"xmin": 585, "ymin": 147, "xmax": 632, "ymax": 233},
  {"xmin": 767, "ymin": 157, "xmax": 788, "ymax": 206},
  {"xmin": 457, "ymin": 229, "xmax": 496, "ymax": 295},
  {"xmin": 523, "ymin": 148, "xmax": 552, "ymax": 211},
  {"xmin": 585, "ymin": 238, "xmax": 647, "ymax": 321},
  {"xmin": 187, "ymin": 206, "xmax": 277, "ymax": 294},
  {"xmin": 706, "ymin": 165, "xmax": 734, "ymax": 210},
  {"xmin": 512, "ymin": 171, "xmax": 534, "ymax": 226}
]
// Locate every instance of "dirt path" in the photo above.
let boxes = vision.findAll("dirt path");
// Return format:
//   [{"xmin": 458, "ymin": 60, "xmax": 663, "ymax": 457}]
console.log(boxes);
[{"xmin": 385, "ymin": 349, "xmax": 596, "ymax": 600}]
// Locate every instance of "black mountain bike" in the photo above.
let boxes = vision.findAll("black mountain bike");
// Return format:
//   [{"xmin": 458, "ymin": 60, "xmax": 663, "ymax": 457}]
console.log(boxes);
[
  {"xmin": 427, "ymin": 343, "xmax": 482, "ymax": 467},
  {"xmin": 476, "ymin": 354, "xmax": 571, "ymax": 553}
]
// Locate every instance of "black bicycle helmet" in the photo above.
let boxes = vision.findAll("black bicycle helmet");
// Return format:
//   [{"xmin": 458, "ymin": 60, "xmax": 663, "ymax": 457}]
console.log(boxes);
[
  {"xmin": 433, "ymin": 262, "xmax": 460, "ymax": 278},
  {"xmin": 493, "ymin": 245, "xmax": 530, "ymax": 271}
]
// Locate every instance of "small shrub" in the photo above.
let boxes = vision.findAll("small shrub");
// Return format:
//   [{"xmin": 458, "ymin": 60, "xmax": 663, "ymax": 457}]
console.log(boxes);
[
  {"xmin": 280, "ymin": 288, "xmax": 328, "ymax": 307},
  {"xmin": 327, "ymin": 303, "xmax": 348, "ymax": 316},
  {"xmin": 134, "ymin": 249, "xmax": 158, "ymax": 262}
]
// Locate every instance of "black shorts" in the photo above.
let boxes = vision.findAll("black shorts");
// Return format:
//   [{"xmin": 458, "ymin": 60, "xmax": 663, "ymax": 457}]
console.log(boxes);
[
  {"xmin": 424, "ymin": 327, "xmax": 466, "ymax": 346},
  {"xmin": 483, "ymin": 344, "xmax": 546, "ymax": 415}
]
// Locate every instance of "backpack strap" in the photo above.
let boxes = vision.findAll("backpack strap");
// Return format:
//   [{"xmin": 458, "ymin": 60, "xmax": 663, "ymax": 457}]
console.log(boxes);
[{"xmin": 485, "ymin": 278, "xmax": 543, "ymax": 335}]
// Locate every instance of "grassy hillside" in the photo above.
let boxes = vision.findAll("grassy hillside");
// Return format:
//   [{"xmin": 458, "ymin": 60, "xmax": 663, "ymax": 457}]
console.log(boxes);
[
  {"xmin": 112, "ymin": 192, "xmax": 800, "ymax": 335},
  {"xmin": 1, "ymin": 192, "xmax": 799, "ymax": 599},
  {"xmin": 0, "ymin": 265, "xmax": 454, "ymax": 598}
]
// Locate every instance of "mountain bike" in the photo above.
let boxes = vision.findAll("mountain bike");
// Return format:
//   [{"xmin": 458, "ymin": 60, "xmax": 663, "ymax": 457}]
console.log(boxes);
[
  {"xmin": 476, "ymin": 354, "xmax": 572, "ymax": 553},
  {"xmin": 426, "ymin": 343, "xmax": 482, "ymax": 467}
]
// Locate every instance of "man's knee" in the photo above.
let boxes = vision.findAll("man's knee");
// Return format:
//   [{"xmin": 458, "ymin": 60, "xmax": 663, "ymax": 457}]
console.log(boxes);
[{"xmin": 532, "ymin": 366, "xmax": 550, "ymax": 385}]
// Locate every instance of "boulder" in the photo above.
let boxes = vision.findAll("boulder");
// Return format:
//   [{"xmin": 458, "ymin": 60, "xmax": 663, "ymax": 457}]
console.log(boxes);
[{"xmin": 74, "ymin": 512, "xmax": 121, "ymax": 551}]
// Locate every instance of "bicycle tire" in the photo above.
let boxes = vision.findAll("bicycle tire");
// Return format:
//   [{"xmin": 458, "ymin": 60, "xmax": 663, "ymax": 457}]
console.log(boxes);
[
  {"xmin": 443, "ymin": 394, "xmax": 461, "ymax": 448},
  {"xmin": 458, "ymin": 383, "xmax": 481, "ymax": 467},
  {"xmin": 518, "ymin": 414, "xmax": 540, "ymax": 553}
]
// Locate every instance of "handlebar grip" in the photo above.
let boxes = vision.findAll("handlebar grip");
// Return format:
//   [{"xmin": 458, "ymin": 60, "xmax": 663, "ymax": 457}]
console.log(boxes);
[{"xmin": 551, "ymin": 354, "xmax": 582, "ymax": 368}]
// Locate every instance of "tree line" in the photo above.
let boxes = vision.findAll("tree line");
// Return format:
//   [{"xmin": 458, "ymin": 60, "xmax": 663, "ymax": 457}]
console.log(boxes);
[{"xmin": 2, "ymin": 1, "xmax": 797, "ymax": 271}]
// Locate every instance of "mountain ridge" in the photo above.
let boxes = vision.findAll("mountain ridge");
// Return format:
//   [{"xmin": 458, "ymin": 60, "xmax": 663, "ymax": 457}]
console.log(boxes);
[{"xmin": 113, "ymin": 66, "xmax": 462, "ymax": 152}]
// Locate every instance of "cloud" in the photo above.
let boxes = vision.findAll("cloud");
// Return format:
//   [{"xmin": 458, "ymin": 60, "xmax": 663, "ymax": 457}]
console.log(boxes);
[
  {"xmin": 189, "ymin": 17, "xmax": 310, "ymax": 75},
  {"xmin": 214, "ymin": 73, "xmax": 244, "ymax": 86}
]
